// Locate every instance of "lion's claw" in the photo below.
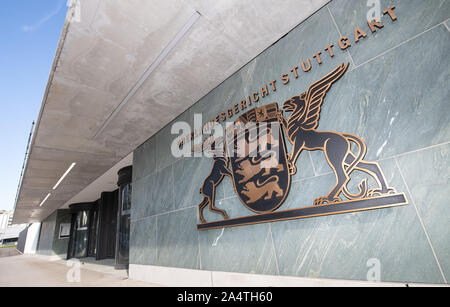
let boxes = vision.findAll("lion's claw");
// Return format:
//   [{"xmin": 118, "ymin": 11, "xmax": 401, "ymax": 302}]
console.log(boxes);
[
  {"xmin": 367, "ymin": 188, "xmax": 397, "ymax": 197},
  {"xmin": 288, "ymin": 162, "xmax": 297, "ymax": 175},
  {"xmin": 286, "ymin": 154, "xmax": 297, "ymax": 175},
  {"xmin": 313, "ymin": 196, "xmax": 342, "ymax": 206}
]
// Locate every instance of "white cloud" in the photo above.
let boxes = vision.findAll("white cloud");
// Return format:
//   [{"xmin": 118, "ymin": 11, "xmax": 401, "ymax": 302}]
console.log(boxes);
[{"xmin": 21, "ymin": 0, "xmax": 65, "ymax": 32}]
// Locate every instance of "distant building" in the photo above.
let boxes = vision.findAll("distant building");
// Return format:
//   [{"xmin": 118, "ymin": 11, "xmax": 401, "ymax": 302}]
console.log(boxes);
[{"xmin": 0, "ymin": 210, "xmax": 27, "ymax": 246}]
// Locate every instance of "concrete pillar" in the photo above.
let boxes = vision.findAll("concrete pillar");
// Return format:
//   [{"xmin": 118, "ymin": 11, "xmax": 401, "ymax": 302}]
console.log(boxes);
[{"xmin": 24, "ymin": 223, "xmax": 41, "ymax": 254}]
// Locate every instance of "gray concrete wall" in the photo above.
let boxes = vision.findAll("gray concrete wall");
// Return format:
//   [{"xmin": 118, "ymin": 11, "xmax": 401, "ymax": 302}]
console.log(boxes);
[{"xmin": 130, "ymin": 0, "xmax": 450, "ymax": 284}]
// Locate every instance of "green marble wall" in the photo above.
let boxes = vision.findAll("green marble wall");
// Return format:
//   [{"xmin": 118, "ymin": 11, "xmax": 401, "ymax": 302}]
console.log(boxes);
[
  {"xmin": 37, "ymin": 209, "xmax": 71, "ymax": 257},
  {"xmin": 130, "ymin": 0, "xmax": 450, "ymax": 284},
  {"xmin": 51, "ymin": 209, "xmax": 72, "ymax": 256},
  {"xmin": 37, "ymin": 211, "xmax": 57, "ymax": 256}
]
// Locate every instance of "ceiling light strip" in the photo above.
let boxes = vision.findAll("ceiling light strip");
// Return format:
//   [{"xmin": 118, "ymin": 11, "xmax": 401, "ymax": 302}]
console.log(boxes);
[
  {"xmin": 39, "ymin": 193, "xmax": 52, "ymax": 207},
  {"xmin": 92, "ymin": 11, "xmax": 202, "ymax": 140},
  {"xmin": 52, "ymin": 162, "xmax": 76, "ymax": 190}
]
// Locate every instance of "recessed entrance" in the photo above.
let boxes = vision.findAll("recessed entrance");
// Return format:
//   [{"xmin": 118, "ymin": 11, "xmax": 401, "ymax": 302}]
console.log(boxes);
[{"xmin": 66, "ymin": 166, "xmax": 133, "ymax": 271}]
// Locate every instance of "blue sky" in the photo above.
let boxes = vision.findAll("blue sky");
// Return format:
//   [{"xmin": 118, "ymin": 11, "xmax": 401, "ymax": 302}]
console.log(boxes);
[{"xmin": 0, "ymin": 1, "xmax": 67, "ymax": 211}]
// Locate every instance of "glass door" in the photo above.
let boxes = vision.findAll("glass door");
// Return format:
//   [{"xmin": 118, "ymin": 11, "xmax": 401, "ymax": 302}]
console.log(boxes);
[
  {"xmin": 115, "ymin": 166, "xmax": 132, "ymax": 270},
  {"xmin": 116, "ymin": 183, "xmax": 131, "ymax": 269},
  {"xmin": 72, "ymin": 210, "xmax": 90, "ymax": 258},
  {"xmin": 87, "ymin": 206, "xmax": 99, "ymax": 257},
  {"xmin": 96, "ymin": 190, "xmax": 118, "ymax": 260},
  {"xmin": 67, "ymin": 202, "xmax": 97, "ymax": 260}
]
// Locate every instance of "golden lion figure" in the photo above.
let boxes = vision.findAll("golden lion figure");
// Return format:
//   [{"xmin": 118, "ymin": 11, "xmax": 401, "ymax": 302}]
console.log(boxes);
[
  {"xmin": 278, "ymin": 63, "xmax": 395, "ymax": 206},
  {"xmin": 235, "ymin": 158, "xmax": 284, "ymax": 184},
  {"xmin": 241, "ymin": 176, "xmax": 284, "ymax": 204}
]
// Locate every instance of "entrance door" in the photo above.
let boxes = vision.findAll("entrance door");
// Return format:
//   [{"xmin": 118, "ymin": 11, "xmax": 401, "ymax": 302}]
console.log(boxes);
[
  {"xmin": 69, "ymin": 210, "xmax": 90, "ymax": 259},
  {"xmin": 115, "ymin": 166, "xmax": 132, "ymax": 269},
  {"xmin": 115, "ymin": 183, "xmax": 131, "ymax": 269},
  {"xmin": 66, "ymin": 202, "xmax": 97, "ymax": 260},
  {"xmin": 87, "ymin": 204, "xmax": 99, "ymax": 258},
  {"xmin": 96, "ymin": 190, "xmax": 118, "ymax": 260}
]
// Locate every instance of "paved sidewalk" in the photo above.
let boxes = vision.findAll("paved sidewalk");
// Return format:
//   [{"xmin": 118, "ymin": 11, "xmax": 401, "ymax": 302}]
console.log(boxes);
[{"xmin": 0, "ymin": 254, "xmax": 161, "ymax": 287}]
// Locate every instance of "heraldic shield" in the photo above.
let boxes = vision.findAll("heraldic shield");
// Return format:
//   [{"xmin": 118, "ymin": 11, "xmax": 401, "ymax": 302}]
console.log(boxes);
[
  {"xmin": 197, "ymin": 64, "xmax": 407, "ymax": 231},
  {"xmin": 226, "ymin": 103, "xmax": 291, "ymax": 213}
]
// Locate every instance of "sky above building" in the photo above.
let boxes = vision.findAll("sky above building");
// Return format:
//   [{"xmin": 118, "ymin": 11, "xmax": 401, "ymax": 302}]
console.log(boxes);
[{"xmin": 0, "ymin": 1, "xmax": 67, "ymax": 211}]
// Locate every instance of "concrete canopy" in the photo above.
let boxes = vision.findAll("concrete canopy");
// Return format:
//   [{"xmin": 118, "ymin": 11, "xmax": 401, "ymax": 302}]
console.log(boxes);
[{"xmin": 13, "ymin": 0, "xmax": 329, "ymax": 223}]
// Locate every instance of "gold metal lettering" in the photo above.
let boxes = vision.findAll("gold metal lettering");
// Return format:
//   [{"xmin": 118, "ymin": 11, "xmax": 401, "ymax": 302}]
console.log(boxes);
[
  {"xmin": 338, "ymin": 36, "xmax": 351, "ymax": 50},
  {"xmin": 313, "ymin": 51, "xmax": 323, "ymax": 64},
  {"xmin": 252, "ymin": 92, "xmax": 260, "ymax": 103},
  {"xmin": 290, "ymin": 66, "xmax": 299, "ymax": 78},
  {"xmin": 261, "ymin": 85, "xmax": 269, "ymax": 98},
  {"xmin": 368, "ymin": 19, "xmax": 384, "ymax": 33},
  {"xmin": 301, "ymin": 59, "xmax": 312, "ymax": 72},
  {"xmin": 281, "ymin": 73, "xmax": 289, "ymax": 85},
  {"xmin": 269, "ymin": 80, "xmax": 277, "ymax": 91},
  {"xmin": 354, "ymin": 27, "xmax": 368, "ymax": 43},
  {"xmin": 325, "ymin": 44, "xmax": 335, "ymax": 57},
  {"xmin": 383, "ymin": 5, "xmax": 397, "ymax": 22}
]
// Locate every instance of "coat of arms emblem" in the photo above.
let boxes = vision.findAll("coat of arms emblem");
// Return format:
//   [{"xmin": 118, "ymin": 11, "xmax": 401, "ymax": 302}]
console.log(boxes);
[
  {"xmin": 197, "ymin": 63, "xmax": 407, "ymax": 230},
  {"xmin": 227, "ymin": 103, "xmax": 290, "ymax": 214}
]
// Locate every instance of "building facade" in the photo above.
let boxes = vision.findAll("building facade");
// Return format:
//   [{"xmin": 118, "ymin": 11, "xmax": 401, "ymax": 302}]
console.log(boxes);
[
  {"xmin": 15, "ymin": 0, "xmax": 449, "ymax": 285},
  {"xmin": 0, "ymin": 210, "xmax": 27, "ymax": 246}
]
